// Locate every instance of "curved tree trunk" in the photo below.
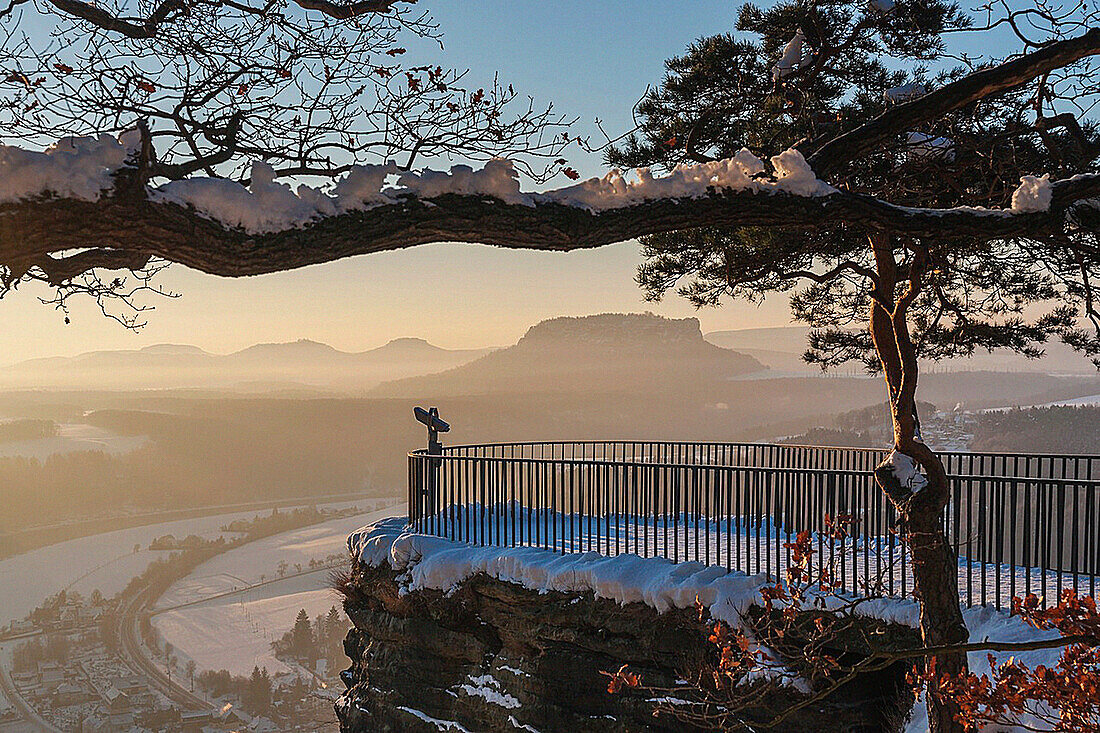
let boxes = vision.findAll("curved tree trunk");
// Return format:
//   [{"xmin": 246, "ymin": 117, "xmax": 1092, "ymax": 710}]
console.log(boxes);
[
  {"xmin": 868, "ymin": 235, "xmax": 968, "ymax": 733},
  {"xmin": 894, "ymin": 423, "xmax": 969, "ymax": 733}
]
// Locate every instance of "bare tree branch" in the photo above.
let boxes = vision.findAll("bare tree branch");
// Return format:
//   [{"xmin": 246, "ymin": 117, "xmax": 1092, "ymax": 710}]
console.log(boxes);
[
  {"xmin": 41, "ymin": 0, "xmax": 410, "ymax": 39},
  {"xmin": 807, "ymin": 27, "xmax": 1100, "ymax": 177},
  {"xmin": 3, "ymin": 171, "xmax": 1099, "ymax": 278}
]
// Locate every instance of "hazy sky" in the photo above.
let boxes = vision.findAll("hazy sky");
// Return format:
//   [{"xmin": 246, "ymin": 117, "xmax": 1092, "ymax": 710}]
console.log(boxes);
[
  {"xmin": 0, "ymin": 1, "xmax": 811, "ymax": 364},
  {"xmin": 6, "ymin": 0, "xmax": 1024, "ymax": 363}
]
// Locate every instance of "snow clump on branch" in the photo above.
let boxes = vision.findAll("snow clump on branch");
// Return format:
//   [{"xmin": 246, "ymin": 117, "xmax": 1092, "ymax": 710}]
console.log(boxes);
[
  {"xmin": 1010, "ymin": 174, "xmax": 1053, "ymax": 213},
  {"xmin": 542, "ymin": 148, "xmax": 833, "ymax": 209},
  {"xmin": 772, "ymin": 30, "xmax": 808, "ymax": 82},
  {"xmin": 0, "ymin": 135, "xmax": 133, "ymax": 204},
  {"xmin": 157, "ymin": 161, "xmax": 337, "ymax": 232},
  {"xmin": 0, "ymin": 133, "xmax": 838, "ymax": 232},
  {"xmin": 6, "ymin": 133, "xmax": 1058, "ymax": 235}
]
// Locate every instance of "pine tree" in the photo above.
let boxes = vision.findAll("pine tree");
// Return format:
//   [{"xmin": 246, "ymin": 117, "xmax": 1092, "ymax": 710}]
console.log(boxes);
[
  {"xmin": 243, "ymin": 666, "xmax": 273, "ymax": 714},
  {"xmin": 324, "ymin": 606, "xmax": 346, "ymax": 665},
  {"xmin": 607, "ymin": 3, "xmax": 1100, "ymax": 731},
  {"xmin": 291, "ymin": 608, "xmax": 313, "ymax": 660}
]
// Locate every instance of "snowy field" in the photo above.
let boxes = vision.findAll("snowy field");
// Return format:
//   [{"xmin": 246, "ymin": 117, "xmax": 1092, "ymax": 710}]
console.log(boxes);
[
  {"xmin": 980, "ymin": 392, "xmax": 1100, "ymax": 412},
  {"xmin": 151, "ymin": 505, "xmax": 404, "ymax": 678},
  {"xmin": 0, "ymin": 499, "xmax": 378, "ymax": 625},
  {"xmin": 1029, "ymin": 392, "xmax": 1100, "ymax": 408},
  {"xmin": 0, "ymin": 422, "xmax": 147, "ymax": 460}
]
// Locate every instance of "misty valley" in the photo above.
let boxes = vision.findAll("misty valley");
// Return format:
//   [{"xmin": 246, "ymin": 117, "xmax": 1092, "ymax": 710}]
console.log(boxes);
[{"xmin": 2, "ymin": 315, "xmax": 1098, "ymax": 544}]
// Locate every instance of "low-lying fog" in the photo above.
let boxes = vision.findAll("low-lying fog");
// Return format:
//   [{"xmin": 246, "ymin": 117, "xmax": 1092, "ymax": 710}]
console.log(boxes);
[{"xmin": 1, "ymin": 313, "xmax": 1098, "ymax": 543}]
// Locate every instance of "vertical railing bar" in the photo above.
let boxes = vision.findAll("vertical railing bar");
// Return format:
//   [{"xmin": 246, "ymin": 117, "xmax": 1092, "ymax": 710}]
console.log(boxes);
[
  {"xmin": 1009, "ymin": 476, "xmax": 1017, "ymax": 610},
  {"xmin": 1057, "ymin": 479, "xmax": 1066, "ymax": 601},
  {"xmin": 1039, "ymin": 476, "xmax": 1048, "ymax": 602},
  {"xmin": 1072, "ymin": 479, "xmax": 1080, "ymax": 596},
  {"xmin": 995, "ymin": 477, "xmax": 1003, "ymax": 611},
  {"xmin": 1024, "ymin": 477, "xmax": 1032, "ymax": 603}
]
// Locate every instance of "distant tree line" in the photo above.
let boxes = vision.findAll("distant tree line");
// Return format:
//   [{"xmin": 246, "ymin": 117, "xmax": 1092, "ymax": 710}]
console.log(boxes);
[
  {"xmin": 779, "ymin": 401, "xmax": 938, "ymax": 448},
  {"xmin": 0, "ymin": 419, "xmax": 58, "ymax": 444},
  {"xmin": 971, "ymin": 406, "xmax": 1100, "ymax": 454}
]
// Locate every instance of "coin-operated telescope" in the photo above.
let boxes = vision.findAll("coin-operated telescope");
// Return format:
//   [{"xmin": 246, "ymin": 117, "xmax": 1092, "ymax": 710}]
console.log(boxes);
[
  {"xmin": 413, "ymin": 406, "xmax": 449, "ymax": 455},
  {"xmin": 412, "ymin": 407, "xmax": 449, "ymax": 519}
]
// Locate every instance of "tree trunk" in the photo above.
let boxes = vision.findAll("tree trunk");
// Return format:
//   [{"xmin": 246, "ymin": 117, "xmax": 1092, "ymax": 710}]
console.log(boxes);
[
  {"xmin": 895, "ymin": 434, "xmax": 969, "ymax": 733},
  {"xmin": 868, "ymin": 235, "xmax": 969, "ymax": 733}
]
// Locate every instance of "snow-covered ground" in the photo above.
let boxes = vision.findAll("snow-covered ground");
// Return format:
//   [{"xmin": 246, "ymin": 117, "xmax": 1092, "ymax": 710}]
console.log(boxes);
[
  {"xmin": 151, "ymin": 505, "xmax": 404, "ymax": 678},
  {"xmin": 0, "ymin": 499, "xmax": 375, "ymax": 625},
  {"xmin": 399, "ymin": 504, "xmax": 1093, "ymax": 611},
  {"xmin": 980, "ymin": 392, "xmax": 1100, "ymax": 412},
  {"xmin": 904, "ymin": 605, "xmax": 1064, "ymax": 733},
  {"xmin": 1025, "ymin": 392, "xmax": 1100, "ymax": 408},
  {"xmin": 0, "ymin": 422, "xmax": 147, "ymax": 460},
  {"xmin": 352, "ymin": 516, "xmax": 1070, "ymax": 733},
  {"xmin": 151, "ymin": 573, "xmax": 338, "ymax": 678}
]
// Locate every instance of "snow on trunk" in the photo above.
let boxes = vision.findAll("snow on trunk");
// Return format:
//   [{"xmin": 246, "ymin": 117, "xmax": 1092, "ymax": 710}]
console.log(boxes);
[{"xmin": 885, "ymin": 449, "xmax": 929, "ymax": 494}]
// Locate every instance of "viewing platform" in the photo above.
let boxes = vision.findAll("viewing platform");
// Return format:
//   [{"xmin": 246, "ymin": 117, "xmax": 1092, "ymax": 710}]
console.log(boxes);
[{"xmin": 406, "ymin": 439, "xmax": 1100, "ymax": 611}]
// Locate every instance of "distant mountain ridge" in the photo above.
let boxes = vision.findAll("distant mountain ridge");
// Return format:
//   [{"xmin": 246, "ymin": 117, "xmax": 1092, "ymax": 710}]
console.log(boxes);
[
  {"xmin": 705, "ymin": 325, "xmax": 1099, "ymax": 375},
  {"xmin": 374, "ymin": 313, "xmax": 765, "ymax": 397},
  {"xmin": 0, "ymin": 338, "xmax": 493, "ymax": 392}
]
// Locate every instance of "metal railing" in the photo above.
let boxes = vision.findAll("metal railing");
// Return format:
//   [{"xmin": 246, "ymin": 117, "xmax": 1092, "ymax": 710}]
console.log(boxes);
[{"xmin": 407, "ymin": 441, "xmax": 1100, "ymax": 611}]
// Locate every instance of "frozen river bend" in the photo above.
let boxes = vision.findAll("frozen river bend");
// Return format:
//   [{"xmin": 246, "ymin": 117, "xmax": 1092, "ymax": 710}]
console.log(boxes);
[
  {"xmin": 0, "ymin": 501, "xmax": 371, "ymax": 625},
  {"xmin": 150, "ymin": 505, "xmax": 403, "ymax": 677}
]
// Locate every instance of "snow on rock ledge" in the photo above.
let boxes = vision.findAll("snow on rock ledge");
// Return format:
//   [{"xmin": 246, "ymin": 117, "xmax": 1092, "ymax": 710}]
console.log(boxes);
[
  {"xmin": 350, "ymin": 514, "xmax": 931, "ymax": 637},
  {"xmin": 345, "ymin": 518, "xmax": 1066, "ymax": 733},
  {"xmin": 349, "ymin": 516, "xmax": 1062, "ymax": 650},
  {"xmin": 349, "ymin": 516, "xmax": 768, "ymax": 629}
]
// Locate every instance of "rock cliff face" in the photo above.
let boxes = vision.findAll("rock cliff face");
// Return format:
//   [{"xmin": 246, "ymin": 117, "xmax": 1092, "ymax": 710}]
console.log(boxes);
[
  {"xmin": 336, "ymin": 564, "xmax": 917, "ymax": 733},
  {"xmin": 373, "ymin": 312, "xmax": 766, "ymax": 397}
]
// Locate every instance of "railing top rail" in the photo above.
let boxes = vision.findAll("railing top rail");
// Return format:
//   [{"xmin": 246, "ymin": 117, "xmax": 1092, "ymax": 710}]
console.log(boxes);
[
  {"xmin": 432, "ymin": 440, "xmax": 1100, "ymax": 462},
  {"xmin": 409, "ymin": 450, "xmax": 1100, "ymax": 486},
  {"xmin": 412, "ymin": 450, "xmax": 878, "ymax": 475}
]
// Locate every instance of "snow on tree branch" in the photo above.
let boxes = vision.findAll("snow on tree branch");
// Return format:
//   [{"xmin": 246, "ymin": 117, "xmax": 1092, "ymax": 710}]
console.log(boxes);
[
  {"xmin": 2, "ymin": 133, "xmax": 1098, "ymax": 279},
  {"xmin": 1, "ymin": 21, "xmax": 1100, "ymax": 299}
]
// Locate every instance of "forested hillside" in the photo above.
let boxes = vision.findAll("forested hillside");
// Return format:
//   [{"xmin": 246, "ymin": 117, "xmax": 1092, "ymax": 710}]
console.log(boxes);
[{"xmin": 971, "ymin": 406, "xmax": 1100, "ymax": 454}]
